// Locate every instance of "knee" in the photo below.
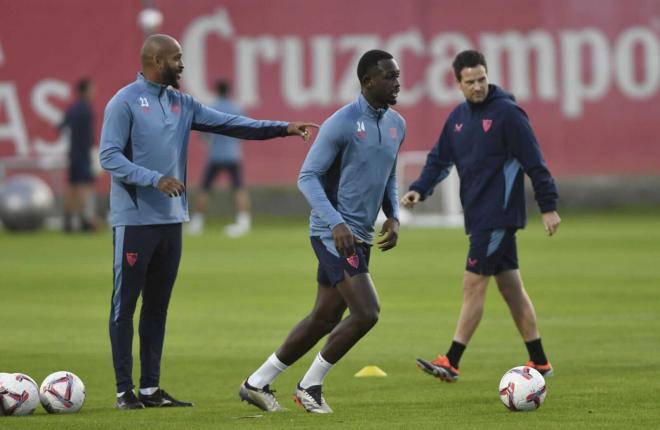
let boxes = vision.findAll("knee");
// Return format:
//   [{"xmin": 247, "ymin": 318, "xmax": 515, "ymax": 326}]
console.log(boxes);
[
  {"xmin": 497, "ymin": 283, "xmax": 513, "ymax": 300},
  {"xmin": 497, "ymin": 281, "xmax": 524, "ymax": 302},
  {"xmin": 463, "ymin": 278, "xmax": 488, "ymax": 299},
  {"xmin": 140, "ymin": 303, "xmax": 168, "ymax": 320},
  {"xmin": 355, "ymin": 306, "xmax": 380, "ymax": 330}
]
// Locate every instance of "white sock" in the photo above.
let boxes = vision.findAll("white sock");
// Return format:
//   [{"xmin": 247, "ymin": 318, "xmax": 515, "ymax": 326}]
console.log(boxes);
[
  {"xmin": 139, "ymin": 387, "xmax": 158, "ymax": 396},
  {"xmin": 247, "ymin": 353, "xmax": 288, "ymax": 389},
  {"xmin": 236, "ymin": 212, "xmax": 251, "ymax": 227},
  {"xmin": 191, "ymin": 213, "xmax": 204, "ymax": 224},
  {"xmin": 300, "ymin": 352, "xmax": 333, "ymax": 389}
]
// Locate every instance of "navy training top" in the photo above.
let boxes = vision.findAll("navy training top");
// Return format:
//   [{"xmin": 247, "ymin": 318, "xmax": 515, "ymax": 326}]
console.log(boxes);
[{"xmin": 410, "ymin": 84, "xmax": 558, "ymax": 234}]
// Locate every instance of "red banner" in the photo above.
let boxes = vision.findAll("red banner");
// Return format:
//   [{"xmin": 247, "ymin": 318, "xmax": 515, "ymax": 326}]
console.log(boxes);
[{"xmin": 1, "ymin": 0, "xmax": 659, "ymax": 191}]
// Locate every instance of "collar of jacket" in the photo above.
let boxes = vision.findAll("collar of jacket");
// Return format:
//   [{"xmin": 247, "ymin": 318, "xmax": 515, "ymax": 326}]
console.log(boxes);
[
  {"xmin": 137, "ymin": 72, "xmax": 168, "ymax": 96},
  {"xmin": 358, "ymin": 93, "xmax": 388, "ymax": 119}
]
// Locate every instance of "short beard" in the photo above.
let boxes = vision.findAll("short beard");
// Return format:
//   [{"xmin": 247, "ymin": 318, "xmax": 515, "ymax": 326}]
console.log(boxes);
[{"xmin": 162, "ymin": 67, "xmax": 179, "ymax": 89}]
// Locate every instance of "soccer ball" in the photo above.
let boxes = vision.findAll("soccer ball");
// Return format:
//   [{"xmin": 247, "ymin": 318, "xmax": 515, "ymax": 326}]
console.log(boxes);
[
  {"xmin": 39, "ymin": 371, "xmax": 86, "ymax": 414},
  {"xmin": 498, "ymin": 366, "xmax": 546, "ymax": 411},
  {"xmin": 0, "ymin": 372, "xmax": 40, "ymax": 416}
]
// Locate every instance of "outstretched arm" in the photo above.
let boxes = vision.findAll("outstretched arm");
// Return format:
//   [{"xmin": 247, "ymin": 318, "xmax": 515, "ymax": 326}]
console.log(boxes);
[
  {"xmin": 192, "ymin": 101, "xmax": 318, "ymax": 141},
  {"xmin": 403, "ymin": 123, "xmax": 453, "ymax": 208}
]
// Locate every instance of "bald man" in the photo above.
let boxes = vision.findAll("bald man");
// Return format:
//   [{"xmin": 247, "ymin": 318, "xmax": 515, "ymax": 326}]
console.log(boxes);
[{"xmin": 100, "ymin": 34, "xmax": 318, "ymax": 410}]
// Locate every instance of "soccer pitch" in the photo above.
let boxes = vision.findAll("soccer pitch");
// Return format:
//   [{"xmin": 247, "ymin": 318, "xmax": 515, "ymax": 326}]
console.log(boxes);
[{"xmin": 0, "ymin": 211, "xmax": 658, "ymax": 429}]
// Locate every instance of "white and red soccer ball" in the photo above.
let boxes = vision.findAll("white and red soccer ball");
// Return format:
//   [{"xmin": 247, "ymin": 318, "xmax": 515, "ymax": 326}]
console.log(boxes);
[
  {"xmin": 499, "ymin": 366, "xmax": 547, "ymax": 411},
  {"xmin": 0, "ymin": 372, "xmax": 40, "ymax": 416},
  {"xmin": 39, "ymin": 371, "xmax": 86, "ymax": 414}
]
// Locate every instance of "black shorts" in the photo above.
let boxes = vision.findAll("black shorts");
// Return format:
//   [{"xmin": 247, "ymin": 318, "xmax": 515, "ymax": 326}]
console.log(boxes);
[
  {"xmin": 68, "ymin": 162, "xmax": 93, "ymax": 184},
  {"xmin": 200, "ymin": 162, "xmax": 243, "ymax": 191},
  {"xmin": 311, "ymin": 236, "xmax": 371, "ymax": 287},
  {"xmin": 466, "ymin": 228, "xmax": 519, "ymax": 275}
]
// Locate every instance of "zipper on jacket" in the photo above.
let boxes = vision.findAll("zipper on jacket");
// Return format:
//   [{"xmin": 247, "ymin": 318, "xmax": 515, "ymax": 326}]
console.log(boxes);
[
  {"xmin": 376, "ymin": 111, "xmax": 382, "ymax": 144},
  {"xmin": 158, "ymin": 87, "xmax": 167, "ymax": 118}
]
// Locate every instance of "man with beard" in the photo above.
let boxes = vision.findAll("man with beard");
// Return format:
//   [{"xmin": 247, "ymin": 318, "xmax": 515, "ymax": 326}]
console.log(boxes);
[
  {"xmin": 240, "ymin": 50, "xmax": 404, "ymax": 414},
  {"xmin": 100, "ymin": 34, "xmax": 318, "ymax": 410}
]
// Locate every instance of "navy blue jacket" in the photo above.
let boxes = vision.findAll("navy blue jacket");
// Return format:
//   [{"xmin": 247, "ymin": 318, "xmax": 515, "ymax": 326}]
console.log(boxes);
[{"xmin": 410, "ymin": 84, "xmax": 558, "ymax": 234}]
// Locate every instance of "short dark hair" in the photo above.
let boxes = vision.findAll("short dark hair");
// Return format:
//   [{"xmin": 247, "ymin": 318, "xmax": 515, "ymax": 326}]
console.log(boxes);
[
  {"xmin": 452, "ymin": 50, "xmax": 488, "ymax": 81},
  {"xmin": 215, "ymin": 80, "xmax": 230, "ymax": 97},
  {"xmin": 357, "ymin": 50, "xmax": 393, "ymax": 83},
  {"xmin": 77, "ymin": 78, "xmax": 91, "ymax": 95}
]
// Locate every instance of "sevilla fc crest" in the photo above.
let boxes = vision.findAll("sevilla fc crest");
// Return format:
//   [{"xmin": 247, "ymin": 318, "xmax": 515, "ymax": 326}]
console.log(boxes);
[
  {"xmin": 482, "ymin": 119, "xmax": 492, "ymax": 132},
  {"xmin": 389, "ymin": 127, "xmax": 398, "ymax": 139},
  {"xmin": 126, "ymin": 252, "xmax": 138, "ymax": 267},
  {"xmin": 346, "ymin": 254, "xmax": 359, "ymax": 269}
]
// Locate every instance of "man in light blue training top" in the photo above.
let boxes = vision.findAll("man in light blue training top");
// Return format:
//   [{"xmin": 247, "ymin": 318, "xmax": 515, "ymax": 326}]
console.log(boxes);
[
  {"xmin": 188, "ymin": 79, "xmax": 252, "ymax": 237},
  {"xmin": 99, "ymin": 34, "xmax": 318, "ymax": 410},
  {"xmin": 240, "ymin": 50, "xmax": 405, "ymax": 414}
]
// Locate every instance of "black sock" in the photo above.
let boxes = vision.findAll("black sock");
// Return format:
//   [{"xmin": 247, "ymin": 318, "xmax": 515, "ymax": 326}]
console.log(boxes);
[
  {"xmin": 446, "ymin": 341, "xmax": 466, "ymax": 369},
  {"xmin": 525, "ymin": 338, "xmax": 548, "ymax": 365}
]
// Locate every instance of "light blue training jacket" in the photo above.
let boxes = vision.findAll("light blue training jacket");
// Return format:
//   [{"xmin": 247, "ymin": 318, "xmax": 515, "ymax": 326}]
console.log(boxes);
[
  {"xmin": 99, "ymin": 73, "xmax": 288, "ymax": 227},
  {"xmin": 298, "ymin": 94, "xmax": 405, "ymax": 256}
]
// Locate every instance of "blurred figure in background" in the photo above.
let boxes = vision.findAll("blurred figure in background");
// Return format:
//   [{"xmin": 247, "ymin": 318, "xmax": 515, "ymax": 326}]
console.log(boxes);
[
  {"xmin": 58, "ymin": 78, "xmax": 98, "ymax": 232},
  {"xmin": 188, "ymin": 80, "xmax": 251, "ymax": 237}
]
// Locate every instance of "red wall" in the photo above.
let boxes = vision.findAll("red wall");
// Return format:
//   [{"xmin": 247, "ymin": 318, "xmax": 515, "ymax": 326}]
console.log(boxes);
[{"xmin": 1, "ymin": 0, "xmax": 659, "ymax": 191}]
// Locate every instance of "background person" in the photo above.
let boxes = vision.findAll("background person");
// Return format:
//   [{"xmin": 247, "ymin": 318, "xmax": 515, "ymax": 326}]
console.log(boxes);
[
  {"xmin": 188, "ymin": 79, "xmax": 252, "ymax": 237},
  {"xmin": 58, "ymin": 78, "xmax": 98, "ymax": 232}
]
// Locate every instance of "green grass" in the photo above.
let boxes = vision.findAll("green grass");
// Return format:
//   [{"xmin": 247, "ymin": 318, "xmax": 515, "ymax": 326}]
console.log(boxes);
[{"xmin": 1, "ymin": 212, "xmax": 659, "ymax": 429}]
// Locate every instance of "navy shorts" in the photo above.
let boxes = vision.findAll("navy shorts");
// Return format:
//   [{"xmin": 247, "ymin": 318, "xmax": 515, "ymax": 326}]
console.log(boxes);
[
  {"xmin": 311, "ymin": 236, "xmax": 371, "ymax": 287},
  {"xmin": 200, "ymin": 162, "xmax": 243, "ymax": 191},
  {"xmin": 68, "ymin": 162, "xmax": 93, "ymax": 184},
  {"xmin": 466, "ymin": 228, "xmax": 519, "ymax": 275}
]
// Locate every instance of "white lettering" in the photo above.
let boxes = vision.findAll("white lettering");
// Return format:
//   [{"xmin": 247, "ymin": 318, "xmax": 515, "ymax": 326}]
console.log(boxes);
[
  {"xmin": 235, "ymin": 36, "xmax": 280, "ymax": 108},
  {"xmin": 181, "ymin": 8, "xmax": 235, "ymax": 106},
  {"xmin": 281, "ymin": 36, "xmax": 334, "ymax": 108},
  {"xmin": 336, "ymin": 35, "xmax": 381, "ymax": 103},
  {"xmin": 614, "ymin": 27, "xmax": 660, "ymax": 99},
  {"xmin": 561, "ymin": 28, "xmax": 611, "ymax": 117},
  {"xmin": 179, "ymin": 9, "xmax": 660, "ymax": 119},
  {"xmin": 0, "ymin": 83, "xmax": 29, "ymax": 156},
  {"xmin": 32, "ymin": 79, "xmax": 70, "ymax": 156},
  {"xmin": 426, "ymin": 32, "xmax": 472, "ymax": 104},
  {"xmin": 480, "ymin": 31, "xmax": 557, "ymax": 101},
  {"xmin": 385, "ymin": 29, "xmax": 425, "ymax": 105}
]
